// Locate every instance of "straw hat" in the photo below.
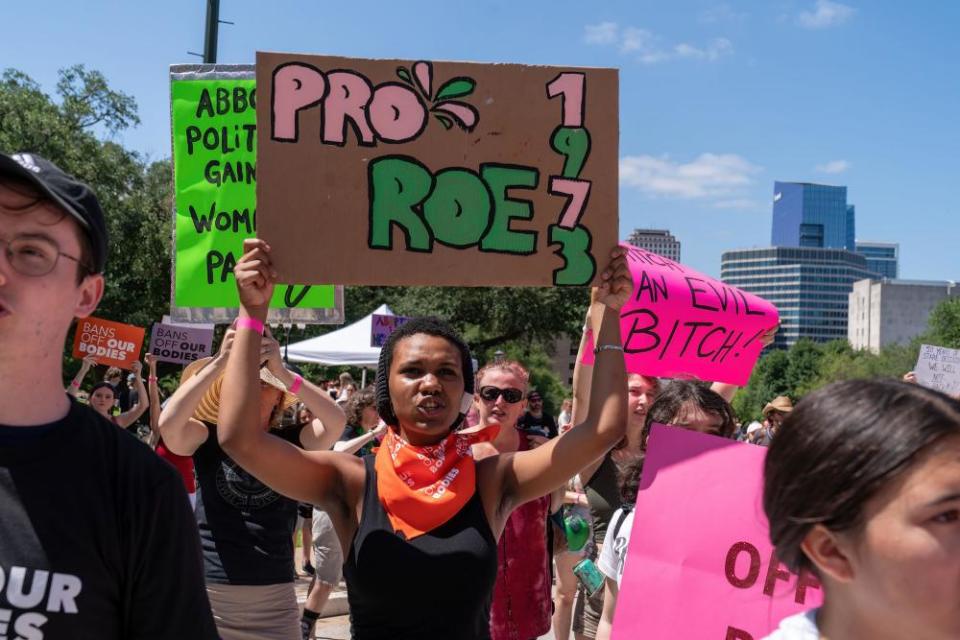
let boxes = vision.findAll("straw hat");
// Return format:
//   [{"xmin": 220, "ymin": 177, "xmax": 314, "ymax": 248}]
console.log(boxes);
[
  {"xmin": 181, "ymin": 357, "xmax": 299, "ymax": 425},
  {"xmin": 762, "ymin": 395, "xmax": 794, "ymax": 417}
]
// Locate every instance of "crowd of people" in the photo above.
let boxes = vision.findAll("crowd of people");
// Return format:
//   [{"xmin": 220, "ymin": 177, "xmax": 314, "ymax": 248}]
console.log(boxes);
[{"xmin": 2, "ymin": 151, "xmax": 959, "ymax": 640}]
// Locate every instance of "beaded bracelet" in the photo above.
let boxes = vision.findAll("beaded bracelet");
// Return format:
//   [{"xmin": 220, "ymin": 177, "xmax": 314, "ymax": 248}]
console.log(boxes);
[{"xmin": 594, "ymin": 344, "xmax": 625, "ymax": 355}]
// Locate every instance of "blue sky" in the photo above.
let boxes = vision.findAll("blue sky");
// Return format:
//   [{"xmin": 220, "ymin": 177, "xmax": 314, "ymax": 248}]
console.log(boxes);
[{"xmin": 3, "ymin": 1, "xmax": 957, "ymax": 279}]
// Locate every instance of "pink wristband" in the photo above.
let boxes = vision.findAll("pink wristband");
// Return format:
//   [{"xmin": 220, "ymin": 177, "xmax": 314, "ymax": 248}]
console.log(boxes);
[
  {"xmin": 235, "ymin": 316, "xmax": 265, "ymax": 335},
  {"xmin": 70, "ymin": 380, "xmax": 80, "ymax": 387},
  {"xmin": 147, "ymin": 376, "xmax": 158, "ymax": 383},
  {"xmin": 288, "ymin": 374, "xmax": 303, "ymax": 395}
]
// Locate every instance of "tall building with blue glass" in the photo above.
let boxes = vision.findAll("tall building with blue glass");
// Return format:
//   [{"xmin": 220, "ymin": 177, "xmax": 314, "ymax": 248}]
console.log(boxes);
[
  {"xmin": 855, "ymin": 241, "xmax": 899, "ymax": 279},
  {"xmin": 771, "ymin": 181, "xmax": 855, "ymax": 250},
  {"xmin": 723, "ymin": 181, "xmax": 895, "ymax": 349}
]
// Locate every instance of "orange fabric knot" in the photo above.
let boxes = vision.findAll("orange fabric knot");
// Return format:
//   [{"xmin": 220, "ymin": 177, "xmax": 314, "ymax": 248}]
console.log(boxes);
[{"xmin": 374, "ymin": 423, "xmax": 500, "ymax": 539}]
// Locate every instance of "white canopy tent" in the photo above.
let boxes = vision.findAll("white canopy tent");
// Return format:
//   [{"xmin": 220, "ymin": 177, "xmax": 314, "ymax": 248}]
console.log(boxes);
[{"xmin": 283, "ymin": 305, "xmax": 393, "ymax": 380}]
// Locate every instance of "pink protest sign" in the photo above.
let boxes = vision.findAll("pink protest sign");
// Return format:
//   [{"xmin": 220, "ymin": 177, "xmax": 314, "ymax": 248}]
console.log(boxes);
[
  {"xmin": 613, "ymin": 424, "xmax": 821, "ymax": 640},
  {"xmin": 585, "ymin": 244, "xmax": 778, "ymax": 385}
]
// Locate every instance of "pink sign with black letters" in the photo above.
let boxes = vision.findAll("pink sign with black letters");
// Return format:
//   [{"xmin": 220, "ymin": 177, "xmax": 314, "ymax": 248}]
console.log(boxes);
[
  {"xmin": 612, "ymin": 424, "xmax": 822, "ymax": 640},
  {"xmin": 584, "ymin": 244, "xmax": 779, "ymax": 385}
]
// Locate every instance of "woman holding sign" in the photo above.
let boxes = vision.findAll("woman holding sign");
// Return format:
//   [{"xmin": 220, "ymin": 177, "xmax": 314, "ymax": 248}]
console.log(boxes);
[
  {"xmin": 217, "ymin": 238, "xmax": 631, "ymax": 640},
  {"xmin": 762, "ymin": 379, "xmax": 960, "ymax": 640},
  {"xmin": 68, "ymin": 355, "xmax": 150, "ymax": 429}
]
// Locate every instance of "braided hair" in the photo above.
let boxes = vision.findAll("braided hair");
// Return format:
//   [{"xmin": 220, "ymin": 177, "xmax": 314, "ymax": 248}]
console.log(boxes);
[{"xmin": 375, "ymin": 317, "xmax": 474, "ymax": 428}]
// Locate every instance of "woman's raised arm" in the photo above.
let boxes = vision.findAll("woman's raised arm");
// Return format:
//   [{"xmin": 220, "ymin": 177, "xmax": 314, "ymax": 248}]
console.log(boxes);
[
  {"xmin": 217, "ymin": 239, "xmax": 359, "ymax": 509},
  {"xmin": 114, "ymin": 361, "xmax": 149, "ymax": 429},
  {"xmin": 490, "ymin": 247, "xmax": 631, "ymax": 510}
]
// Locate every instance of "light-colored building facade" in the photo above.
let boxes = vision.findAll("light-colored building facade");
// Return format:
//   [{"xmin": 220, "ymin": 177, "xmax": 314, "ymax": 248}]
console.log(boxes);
[
  {"xmin": 626, "ymin": 228, "xmax": 681, "ymax": 262},
  {"xmin": 848, "ymin": 279, "xmax": 959, "ymax": 353},
  {"xmin": 550, "ymin": 334, "xmax": 578, "ymax": 387}
]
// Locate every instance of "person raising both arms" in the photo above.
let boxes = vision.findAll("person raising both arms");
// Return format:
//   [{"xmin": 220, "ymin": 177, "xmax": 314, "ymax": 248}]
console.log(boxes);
[
  {"xmin": 158, "ymin": 325, "xmax": 346, "ymax": 640},
  {"xmin": 69, "ymin": 356, "xmax": 150, "ymax": 429},
  {"xmin": 217, "ymin": 238, "xmax": 631, "ymax": 640}
]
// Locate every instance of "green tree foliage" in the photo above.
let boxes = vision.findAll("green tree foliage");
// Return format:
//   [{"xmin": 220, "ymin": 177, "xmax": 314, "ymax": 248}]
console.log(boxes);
[
  {"xmin": 925, "ymin": 297, "xmax": 960, "ymax": 349},
  {"xmin": 340, "ymin": 285, "xmax": 589, "ymax": 355},
  {"xmin": 732, "ymin": 348, "xmax": 790, "ymax": 422},
  {"xmin": 731, "ymin": 295, "xmax": 960, "ymax": 421},
  {"xmin": 733, "ymin": 338, "xmax": 921, "ymax": 422},
  {"xmin": 0, "ymin": 66, "xmax": 170, "ymax": 328},
  {"xmin": 1, "ymin": 66, "xmax": 171, "ymax": 383}
]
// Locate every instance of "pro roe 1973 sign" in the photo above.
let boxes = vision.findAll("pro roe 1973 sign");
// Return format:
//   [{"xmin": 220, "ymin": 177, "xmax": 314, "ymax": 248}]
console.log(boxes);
[{"xmin": 255, "ymin": 52, "xmax": 618, "ymax": 287}]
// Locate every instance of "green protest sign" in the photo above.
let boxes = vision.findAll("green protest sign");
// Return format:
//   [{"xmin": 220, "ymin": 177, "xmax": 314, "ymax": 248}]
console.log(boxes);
[{"xmin": 170, "ymin": 65, "xmax": 342, "ymax": 323}]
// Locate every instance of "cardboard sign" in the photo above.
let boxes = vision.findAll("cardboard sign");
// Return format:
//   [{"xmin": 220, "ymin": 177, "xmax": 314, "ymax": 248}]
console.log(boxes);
[
  {"xmin": 915, "ymin": 344, "xmax": 960, "ymax": 397},
  {"xmin": 370, "ymin": 314, "xmax": 411, "ymax": 347},
  {"xmin": 255, "ymin": 52, "xmax": 619, "ymax": 287},
  {"xmin": 169, "ymin": 65, "xmax": 344, "ymax": 324},
  {"xmin": 613, "ymin": 424, "xmax": 822, "ymax": 640},
  {"xmin": 584, "ymin": 245, "xmax": 779, "ymax": 385},
  {"xmin": 149, "ymin": 322, "xmax": 215, "ymax": 365},
  {"xmin": 72, "ymin": 317, "xmax": 146, "ymax": 370}
]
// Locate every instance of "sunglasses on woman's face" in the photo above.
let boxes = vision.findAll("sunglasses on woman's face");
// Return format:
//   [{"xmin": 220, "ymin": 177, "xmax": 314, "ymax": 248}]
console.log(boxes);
[{"xmin": 478, "ymin": 386, "xmax": 525, "ymax": 404}]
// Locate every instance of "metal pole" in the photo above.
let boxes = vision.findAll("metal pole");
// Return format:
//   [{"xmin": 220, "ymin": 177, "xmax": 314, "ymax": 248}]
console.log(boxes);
[{"xmin": 203, "ymin": 0, "xmax": 220, "ymax": 63}]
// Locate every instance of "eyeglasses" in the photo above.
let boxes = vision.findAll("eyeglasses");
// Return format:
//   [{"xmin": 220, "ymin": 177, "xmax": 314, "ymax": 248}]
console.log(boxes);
[
  {"xmin": 1, "ymin": 234, "xmax": 90, "ymax": 277},
  {"xmin": 527, "ymin": 395, "xmax": 542, "ymax": 403},
  {"xmin": 478, "ymin": 386, "xmax": 525, "ymax": 404}
]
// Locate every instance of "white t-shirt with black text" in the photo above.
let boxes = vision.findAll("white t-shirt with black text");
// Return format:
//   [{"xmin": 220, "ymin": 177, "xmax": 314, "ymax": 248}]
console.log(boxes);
[{"xmin": 597, "ymin": 506, "xmax": 633, "ymax": 586}]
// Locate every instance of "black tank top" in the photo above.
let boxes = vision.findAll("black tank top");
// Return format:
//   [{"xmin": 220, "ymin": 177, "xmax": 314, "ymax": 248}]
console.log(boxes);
[
  {"xmin": 343, "ymin": 455, "xmax": 498, "ymax": 639},
  {"xmin": 585, "ymin": 453, "xmax": 622, "ymax": 546}
]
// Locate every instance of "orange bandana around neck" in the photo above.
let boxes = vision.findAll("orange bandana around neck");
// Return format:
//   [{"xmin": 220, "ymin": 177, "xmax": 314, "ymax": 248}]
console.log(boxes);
[{"xmin": 375, "ymin": 424, "xmax": 500, "ymax": 540}]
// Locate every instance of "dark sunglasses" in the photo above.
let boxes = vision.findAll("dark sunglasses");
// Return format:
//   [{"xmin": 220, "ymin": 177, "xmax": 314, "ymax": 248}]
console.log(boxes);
[{"xmin": 478, "ymin": 386, "xmax": 525, "ymax": 404}]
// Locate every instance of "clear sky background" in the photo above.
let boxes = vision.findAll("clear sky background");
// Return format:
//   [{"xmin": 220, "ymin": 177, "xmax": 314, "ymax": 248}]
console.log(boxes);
[{"xmin": 3, "ymin": 1, "xmax": 957, "ymax": 279}]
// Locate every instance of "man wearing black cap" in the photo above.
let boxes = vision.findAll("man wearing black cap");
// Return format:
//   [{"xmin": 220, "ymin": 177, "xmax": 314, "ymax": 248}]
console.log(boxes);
[
  {"xmin": 0, "ymin": 152, "xmax": 218, "ymax": 638},
  {"xmin": 518, "ymin": 389, "xmax": 559, "ymax": 441}
]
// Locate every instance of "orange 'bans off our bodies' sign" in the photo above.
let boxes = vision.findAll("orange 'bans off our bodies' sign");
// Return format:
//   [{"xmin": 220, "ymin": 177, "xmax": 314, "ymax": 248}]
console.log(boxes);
[
  {"xmin": 72, "ymin": 317, "xmax": 146, "ymax": 370},
  {"xmin": 255, "ymin": 52, "xmax": 619, "ymax": 287}
]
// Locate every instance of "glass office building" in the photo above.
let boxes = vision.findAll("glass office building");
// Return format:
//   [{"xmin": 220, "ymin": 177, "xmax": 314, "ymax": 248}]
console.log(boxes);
[
  {"xmin": 721, "ymin": 247, "xmax": 877, "ymax": 349},
  {"xmin": 771, "ymin": 182, "xmax": 855, "ymax": 251},
  {"xmin": 855, "ymin": 241, "xmax": 899, "ymax": 279}
]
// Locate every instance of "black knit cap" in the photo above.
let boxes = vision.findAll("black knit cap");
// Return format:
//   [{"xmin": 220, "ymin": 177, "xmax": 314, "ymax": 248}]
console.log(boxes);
[
  {"xmin": 0, "ymin": 151, "xmax": 109, "ymax": 273},
  {"xmin": 375, "ymin": 317, "xmax": 474, "ymax": 428}
]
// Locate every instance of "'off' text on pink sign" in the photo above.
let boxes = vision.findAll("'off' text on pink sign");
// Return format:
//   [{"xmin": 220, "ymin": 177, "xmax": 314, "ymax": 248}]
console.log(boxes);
[{"xmin": 613, "ymin": 424, "xmax": 822, "ymax": 640}]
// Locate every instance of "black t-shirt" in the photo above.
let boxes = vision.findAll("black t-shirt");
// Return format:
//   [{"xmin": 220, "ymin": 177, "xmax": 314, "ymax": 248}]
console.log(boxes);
[
  {"xmin": 114, "ymin": 382, "xmax": 132, "ymax": 413},
  {"xmin": 518, "ymin": 411, "xmax": 558, "ymax": 439},
  {"xmin": 193, "ymin": 421, "xmax": 305, "ymax": 585},
  {"xmin": 0, "ymin": 398, "xmax": 217, "ymax": 639}
]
